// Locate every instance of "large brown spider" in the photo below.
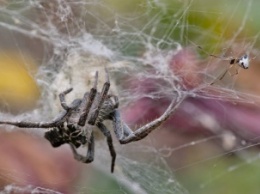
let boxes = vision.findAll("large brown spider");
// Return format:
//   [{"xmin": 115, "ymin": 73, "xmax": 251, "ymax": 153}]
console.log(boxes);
[{"xmin": 0, "ymin": 68, "xmax": 184, "ymax": 173}]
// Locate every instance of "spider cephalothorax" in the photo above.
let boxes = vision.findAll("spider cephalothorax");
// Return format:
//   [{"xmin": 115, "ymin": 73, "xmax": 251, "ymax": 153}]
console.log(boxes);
[
  {"xmin": 0, "ymin": 68, "xmax": 184, "ymax": 173},
  {"xmin": 44, "ymin": 91, "xmax": 118, "ymax": 149}
]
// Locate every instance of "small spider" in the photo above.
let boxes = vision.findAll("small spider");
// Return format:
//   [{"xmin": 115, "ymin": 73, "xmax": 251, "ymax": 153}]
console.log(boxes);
[
  {"xmin": 197, "ymin": 45, "xmax": 249, "ymax": 69},
  {"xmin": 0, "ymin": 68, "xmax": 183, "ymax": 173},
  {"xmin": 196, "ymin": 45, "xmax": 250, "ymax": 82}
]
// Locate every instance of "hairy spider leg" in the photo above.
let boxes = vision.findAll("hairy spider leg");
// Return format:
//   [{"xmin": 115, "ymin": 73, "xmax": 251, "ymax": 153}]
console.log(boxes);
[
  {"xmin": 70, "ymin": 132, "xmax": 95, "ymax": 163},
  {"xmin": 71, "ymin": 69, "xmax": 115, "ymax": 172},
  {"xmin": 78, "ymin": 71, "xmax": 98, "ymax": 126},
  {"xmin": 69, "ymin": 72, "xmax": 98, "ymax": 169},
  {"xmin": 0, "ymin": 112, "xmax": 66, "ymax": 128},
  {"xmin": 97, "ymin": 123, "xmax": 116, "ymax": 173},
  {"xmin": 59, "ymin": 88, "xmax": 73, "ymax": 110},
  {"xmin": 113, "ymin": 95, "xmax": 186, "ymax": 144},
  {"xmin": 0, "ymin": 90, "xmax": 82, "ymax": 128},
  {"xmin": 111, "ymin": 110, "xmax": 131, "ymax": 141},
  {"xmin": 88, "ymin": 68, "xmax": 110, "ymax": 125}
]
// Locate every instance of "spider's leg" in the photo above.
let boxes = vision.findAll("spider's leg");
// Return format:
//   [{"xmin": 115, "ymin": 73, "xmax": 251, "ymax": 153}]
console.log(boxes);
[
  {"xmin": 197, "ymin": 45, "xmax": 221, "ymax": 59},
  {"xmin": 0, "ymin": 99, "xmax": 81, "ymax": 129},
  {"xmin": 88, "ymin": 68, "xmax": 110, "ymax": 125},
  {"xmin": 210, "ymin": 69, "xmax": 229, "ymax": 85},
  {"xmin": 218, "ymin": 69, "xmax": 229, "ymax": 81},
  {"xmin": 69, "ymin": 132, "xmax": 94, "ymax": 163},
  {"xmin": 119, "ymin": 95, "xmax": 186, "ymax": 144},
  {"xmin": 78, "ymin": 71, "xmax": 98, "ymax": 126},
  {"xmin": 97, "ymin": 122, "xmax": 116, "ymax": 173},
  {"xmin": 110, "ymin": 110, "xmax": 132, "ymax": 141},
  {"xmin": 59, "ymin": 88, "xmax": 73, "ymax": 110},
  {"xmin": 0, "ymin": 110, "xmax": 68, "ymax": 128},
  {"xmin": 210, "ymin": 64, "xmax": 235, "ymax": 85},
  {"xmin": 229, "ymin": 66, "xmax": 240, "ymax": 77}
]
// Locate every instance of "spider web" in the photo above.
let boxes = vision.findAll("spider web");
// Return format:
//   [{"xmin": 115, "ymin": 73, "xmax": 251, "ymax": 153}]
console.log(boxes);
[{"xmin": 0, "ymin": 0, "xmax": 260, "ymax": 194}]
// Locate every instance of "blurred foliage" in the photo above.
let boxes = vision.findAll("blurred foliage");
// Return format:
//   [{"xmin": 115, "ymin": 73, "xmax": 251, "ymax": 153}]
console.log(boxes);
[
  {"xmin": 104, "ymin": 0, "xmax": 257, "ymax": 54},
  {"xmin": 78, "ymin": 168, "xmax": 134, "ymax": 194},
  {"xmin": 0, "ymin": 131, "xmax": 80, "ymax": 193},
  {"xmin": 179, "ymin": 156, "xmax": 260, "ymax": 194},
  {"xmin": 0, "ymin": 51, "xmax": 39, "ymax": 112}
]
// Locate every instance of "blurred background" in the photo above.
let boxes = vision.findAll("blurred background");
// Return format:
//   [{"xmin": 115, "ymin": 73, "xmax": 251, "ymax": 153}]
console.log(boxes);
[{"xmin": 0, "ymin": 0, "xmax": 260, "ymax": 194}]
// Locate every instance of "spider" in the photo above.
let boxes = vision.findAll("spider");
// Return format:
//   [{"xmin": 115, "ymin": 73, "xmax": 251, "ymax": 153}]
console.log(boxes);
[
  {"xmin": 196, "ymin": 45, "xmax": 250, "ymax": 81},
  {"xmin": 0, "ymin": 68, "xmax": 183, "ymax": 173}
]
